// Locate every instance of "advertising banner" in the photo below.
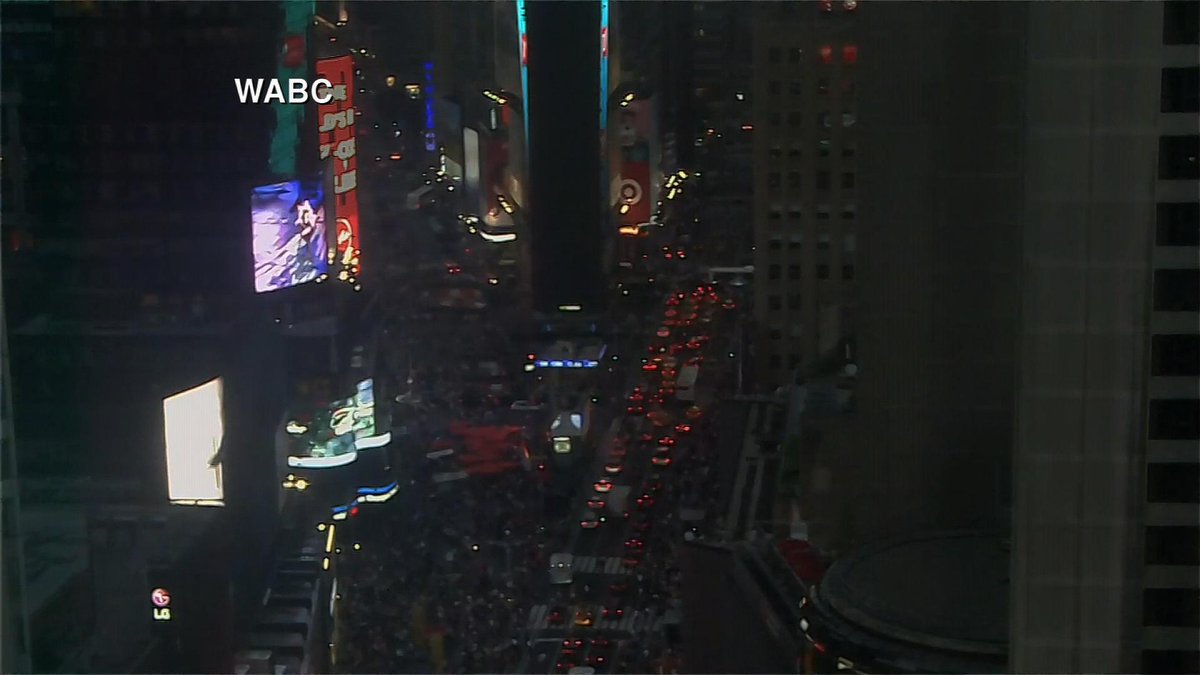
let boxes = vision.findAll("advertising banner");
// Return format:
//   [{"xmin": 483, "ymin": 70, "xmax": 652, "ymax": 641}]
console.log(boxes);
[
  {"xmin": 316, "ymin": 55, "xmax": 360, "ymax": 272},
  {"xmin": 163, "ymin": 378, "xmax": 225, "ymax": 505},
  {"xmin": 614, "ymin": 100, "xmax": 653, "ymax": 227},
  {"xmin": 464, "ymin": 128, "xmax": 481, "ymax": 212},
  {"xmin": 251, "ymin": 180, "xmax": 328, "ymax": 293}
]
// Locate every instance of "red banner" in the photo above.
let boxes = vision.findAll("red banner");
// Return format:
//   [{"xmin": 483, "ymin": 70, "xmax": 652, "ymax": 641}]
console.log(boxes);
[{"xmin": 315, "ymin": 55, "xmax": 360, "ymax": 272}]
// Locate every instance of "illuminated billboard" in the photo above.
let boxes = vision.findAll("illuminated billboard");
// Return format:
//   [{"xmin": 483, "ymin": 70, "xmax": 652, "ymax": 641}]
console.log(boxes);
[
  {"xmin": 251, "ymin": 180, "xmax": 329, "ymax": 293},
  {"xmin": 287, "ymin": 378, "xmax": 390, "ymax": 468},
  {"xmin": 163, "ymin": 378, "xmax": 225, "ymax": 506},
  {"xmin": 315, "ymin": 55, "xmax": 361, "ymax": 275}
]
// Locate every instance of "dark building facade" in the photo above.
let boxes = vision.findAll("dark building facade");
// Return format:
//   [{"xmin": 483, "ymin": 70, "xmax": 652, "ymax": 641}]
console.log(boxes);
[{"xmin": 524, "ymin": 0, "xmax": 605, "ymax": 313}]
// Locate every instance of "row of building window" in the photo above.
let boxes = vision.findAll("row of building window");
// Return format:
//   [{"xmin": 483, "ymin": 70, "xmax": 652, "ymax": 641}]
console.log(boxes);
[
  {"xmin": 1157, "ymin": 203, "xmax": 1199, "ymax": 246},
  {"xmin": 767, "ymin": 111, "xmax": 857, "ymax": 128},
  {"xmin": 1159, "ymin": 135, "xmax": 1199, "ymax": 180},
  {"xmin": 769, "ymin": 141, "xmax": 857, "ymax": 159},
  {"xmin": 1144, "ymin": 588, "xmax": 1200, "ymax": 627},
  {"xmin": 1147, "ymin": 463, "xmax": 1199, "ymax": 504},
  {"xmin": 1154, "ymin": 269, "xmax": 1199, "ymax": 312},
  {"xmin": 1148, "ymin": 399, "xmax": 1200, "ymax": 441},
  {"xmin": 1161, "ymin": 67, "xmax": 1199, "ymax": 114},
  {"xmin": 767, "ymin": 263, "xmax": 856, "ymax": 281},
  {"xmin": 766, "ymin": 205, "xmax": 856, "ymax": 221},
  {"xmin": 766, "ymin": 171, "xmax": 855, "ymax": 190},
  {"xmin": 767, "ymin": 233, "xmax": 857, "ymax": 251},
  {"xmin": 767, "ymin": 44, "xmax": 858, "ymax": 66},
  {"xmin": 767, "ymin": 79, "xmax": 856, "ymax": 98}
]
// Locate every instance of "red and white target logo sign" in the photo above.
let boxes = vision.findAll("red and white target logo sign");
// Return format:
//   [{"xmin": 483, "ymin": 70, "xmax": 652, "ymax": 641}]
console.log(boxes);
[
  {"xmin": 151, "ymin": 588, "xmax": 172, "ymax": 621},
  {"xmin": 619, "ymin": 179, "xmax": 643, "ymax": 206}
]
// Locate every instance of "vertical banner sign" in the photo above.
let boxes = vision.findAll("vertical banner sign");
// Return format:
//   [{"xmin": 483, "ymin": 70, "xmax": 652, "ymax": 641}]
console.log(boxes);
[
  {"xmin": 268, "ymin": 0, "xmax": 315, "ymax": 177},
  {"xmin": 614, "ymin": 100, "xmax": 651, "ymax": 227},
  {"xmin": 316, "ymin": 55, "xmax": 360, "ymax": 273},
  {"xmin": 599, "ymin": 0, "xmax": 610, "ymax": 219},
  {"xmin": 516, "ymin": 0, "xmax": 530, "ymax": 164}
]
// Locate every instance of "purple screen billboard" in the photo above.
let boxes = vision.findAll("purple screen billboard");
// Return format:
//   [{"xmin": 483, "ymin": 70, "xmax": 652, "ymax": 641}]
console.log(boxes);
[{"xmin": 251, "ymin": 180, "xmax": 329, "ymax": 293}]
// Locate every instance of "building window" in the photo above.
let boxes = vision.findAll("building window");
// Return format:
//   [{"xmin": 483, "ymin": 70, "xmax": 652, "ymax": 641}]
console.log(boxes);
[
  {"xmin": 842, "ymin": 111, "xmax": 857, "ymax": 127},
  {"xmin": 769, "ymin": 145, "xmax": 783, "ymax": 158},
  {"xmin": 770, "ymin": 330, "xmax": 783, "ymax": 340},
  {"xmin": 1159, "ymin": 136, "xmax": 1199, "ymax": 179},
  {"xmin": 818, "ymin": 78, "xmax": 830, "ymax": 95},
  {"xmin": 769, "ymin": 80, "xmax": 782, "ymax": 96},
  {"xmin": 788, "ymin": 206, "xmax": 803, "ymax": 220},
  {"xmin": 1145, "ymin": 526, "xmax": 1200, "ymax": 565},
  {"xmin": 1153, "ymin": 335, "xmax": 1200, "ymax": 376},
  {"xmin": 789, "ymin": 80, "xmax": 804, "ymax": 96},
  {"xmin": 842, "ymin": 172, "xmax": 856, "ymax": 189},
  {"xmin": 818, "ymin": 138, "xmax": 831, "ymax": 157},
  {"xmin": 819, "ymin": 112, "xmax": 833, "ymax": 128},
  {"xmin": 768, "ymin": 264, "xmax": 782, "ymax": 280},
  {"xmin": 788, "ymin": 354, "xmax": 801, "ymax": 369},
  {"xmin": 769, "ymin": 47, "xmax": 782, "ymax": 64},
  {"xmin": 818, "ymin": 45, "xmax": 833, "ymax": 65},
  {"xmin": 769, "ymin": 112, "xmax": 781, "ymax": 127},
  {"xmin": 842, "ymin": 44, "xmax": 858, "ymax": 64},
  {"xmin": 788, "ymin": 264, "xmax": 801, "ymax": 280},
  {"xmin": 1149, "ymin": 399, "xmax": 1200, "ymax": 440},
  {"xmin": 842, "ymin": 80, "xmax": 857, "ymax": 99},
  {"xmin": 1143, "ymin": 588, "xmax": 1200, "ymax": 627},
  {"xmin": 788, "ymin": 47, "xmax": 803, "ymax": 64},
  {"xmin": 1162, "ymin": 68, "xmax": 1199, "ymax": 113},
  {"xmin": 817, "ymin": 233, "xmax": 832, "ymax": 250},
  {"xmin": 769, "ymin": 355, "xmax": 782, "ymax": 368},
  {"xmin": 769, "ymin": 207, "xmax": 784, "ymax": 221},
  {"xmin": 1163, "ymin": 0, "xmax": 1199, "ymax": 45},
  {"xmin": 842, "ymin": 205, "xmax": 858, "ymax": 220},
  {"xmin": 768, "ymin": 172, "xmax": 782, "ymax": 188},
  {"xmin": 843, "ymin": 142, "xmax": 857, "ymax": 158},
  {"xmin": 788, "ymin": 143, "xmax": 802, "ymax": 158},
  {"xmin": 768, "ymin": 239, "xmax": 783, "ymax": 251},
  {"xmin": 788, "ymin": 294, "xmax": 801, "ymax": 309},
  {"xmin": 1142, "ymin": 650, "xmax": 1200, "ymax": 675},
  {"xmin": 843, "ymin": 264, "xmax": 856, "ymax": 280},
  {"xmin": 817, "ymin": 205, "xmax": 832, "ymax": 220},
  {"xmin": 788, "ymin": 111, "xmax": 804, "ymax": 127},
  {"xmin": 788, "ymin": 235, "xmax": 804, "ymax": 250},
  {"xmin": 1147, "ymin": 463, "xmax": 1200, "ymax": 503},
  {"xmin": 768, "ymin": 295, "xmax": 782, "ymax": 310},
  {"xmin": 844, "ymin": 233, "xmax": 857, "ymax": 252},
  {"xmin": 816, "ymin": 171, "xmax": 831, "ymax": 190},
  {"xmin": 1154, "ymin": 269, "xmax": 1200, "ymax": 311},
  {"xmin": 1157, "ymin": 203, "xmax": 1200, "ymax": 245},
  {"xmin": 817, "ymin": 264, "xmax": 830, "ymax": 279},
  {"xmin": 788, "ymin": 172, "xmax": 802, "ymax": 189}
]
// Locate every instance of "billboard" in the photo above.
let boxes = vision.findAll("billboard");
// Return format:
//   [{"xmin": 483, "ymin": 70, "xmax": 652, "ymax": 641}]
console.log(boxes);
[
  {"xmin": 251, "ymin": 180, "xmax": 329, "ymax": 293},
  {"xmin": 163, "ymin": 378, "xmax": 225, "ymax": 506},
  {"xmin": 613, "ymin": 100, "xmax": 654, "ymax": 228},
  {"xmin": 287, "ymin": 378, "xmax": 390, "ymax": 469},
  {"xmin": 316, "ymin": 55, "xmax": 360, "ymax": 273}
]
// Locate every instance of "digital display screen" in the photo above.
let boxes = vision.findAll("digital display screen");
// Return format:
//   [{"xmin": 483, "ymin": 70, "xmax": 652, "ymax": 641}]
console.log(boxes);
[
  {"xmin": 163, "ymin": 378, "xmax": 225, "ymax": 505},
  {"xmin": 251, "ymin": 180, "xmax": 329, "ymax": 293}
]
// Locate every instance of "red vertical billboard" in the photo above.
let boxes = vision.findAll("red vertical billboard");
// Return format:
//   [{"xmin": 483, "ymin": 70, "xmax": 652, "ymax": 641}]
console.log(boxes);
[
  {"xmin": 316, "ymin": 55, "xmax": 360, "ymax": 273},
  {"xmin": 614, "ymin": 101, "xmax": 652, "ymax": 229}
]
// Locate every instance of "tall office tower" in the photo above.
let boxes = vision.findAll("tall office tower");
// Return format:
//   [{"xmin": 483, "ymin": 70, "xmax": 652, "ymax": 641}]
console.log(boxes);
[
  {"xmin": 1011, "ymin": 2, "xmax": 1199, "ymax": 673},
  {"xmin": 1, "ymin": 291, "xmax": 32, "ymax": 675},
  {"xmin": 677, "ymin": 2, "xmax": 753, "ymax": 262},
  {"xmin": 524, "ymin": 0, "xmax": 605, "ymax": 313},
  {"xmin": 752, "ymin": 1, "xmax": 860, "ymax": 389}
]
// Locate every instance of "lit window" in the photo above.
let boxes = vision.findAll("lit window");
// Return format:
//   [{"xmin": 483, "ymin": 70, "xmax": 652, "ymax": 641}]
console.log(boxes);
[
  {"xmin": 844, "ymin": 0, "xmax": 858, "ymax": 11},
  {"xmin": 817, "ymin": 78, "xmax": 830, "ymax": 95},
  {"xmin": 843, "ymin": 44, "xmax": 858, "ymax": 64},
  {"xmin": 768, "ymin": 47, "xmax": 781, "ymax": 64},
  {"xmin": 819, "ymin": 45, "xmax": 834, "ymax": 65},
  {"xmin": 820, "ymin": 0, "xmax": 834, "ymax": 12},
  {"xmin": 842, "ymin": 111, "xmax": 857, "ymax": 127}
]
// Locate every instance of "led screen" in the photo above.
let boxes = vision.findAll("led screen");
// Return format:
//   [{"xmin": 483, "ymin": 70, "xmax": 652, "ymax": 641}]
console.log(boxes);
[
  {"xmin": 287, "ymin": 378, "xmax": 389, "ymax": 468},
  {"xmin": 163, "ymin": 378, "xmax": 225, "ymax": 505},
  {"xmin": 251, "ymin": 180, "xmax": 329, "ymax": 293}
]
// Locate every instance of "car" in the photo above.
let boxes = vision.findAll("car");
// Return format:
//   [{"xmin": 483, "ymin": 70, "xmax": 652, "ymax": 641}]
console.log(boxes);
[
  {"xmin": 580, "ymin": 512, "xmax": 601, "ymax": 529},
  {"xmin": 608, "ymin": 581, "xmax": 630, "ymax": 595},
  {"xmin": 627, "ymin": 392, "xmax": 644, "ymax": 403},
  {"xmin": 561, "ymin": 649, "xmax": 579, "ymax": 660},
  {"xmin": 665, "ymin": 309, "xmax": 678, "ymax": 318},
  {"xmin": 550, "ymin": 554, "xmax": 574, "ymax": 585},
  {"xmin": 686, "ymin": 406, "xmax": 704, "ymax": 420},
  {"xmin": 604, "ymin": 462, "xmax": 623, "ymax": 475},
  {"xmin": 587, "ymin": 498, "xmax": 607, "ymax": 510},
  {"xmin": 574, "ymin": 609, "xmax": 594, "ymax": 627},
  {"xmin": 510, "ymin": 400, "xmax": 545, "ymax": 411},
  {"xmin": 563, "ymin": 638, "xmax": 584, "ymax": 650},
  {"xmin": 723, "ymin": 300, "xmax": 737, "ymax": 310},
  {"xmin": 642, "ymin": 363, "xmax": 659, "ymax": 372},
  {"xmin": 447, "ymin": 264, "xmax": 462, "ymax": 275},
  {"xmin": 622, "ymin": 557, "xmax": 642, "ymax": 568},
  {"xmin": 601, "ymin": 606, "xmax": 625, "ymax": 619},
  {"xmin": 639, "ymin": 432, "xmax": 654, "ymax": 443},
  {"xmin": 645, "ymin": 478, "xmax": 663, "ymax": 493},
  {"xmin": 626, "ymin": 405, "xmax": 645, "ymax": 415},
  {"xmin": 591, "ymin": 636, "xmax": 613, "ymax": 648},
  {"xmin": 548, "ymin": 606, "xmax": 566, "ymax": 624},
  {"xmin": 610, "ymin": 446, "xmax": 628, "ymax": 459},
  {"xmin": 651, "ymin": 451, "xmax": 672, "ymax": 467},
  {"xmin": 554, "ymin": 660, "xmax": 576, "ymax": 674},
  {"xmin": 658, "ymin": 437, "xmax": 677, "ymax": 447},
  {"xmin": 594, "ymin": 479, "xmax": 613, "ymax": 493},
  {"xmin": 632, "ymin": 518, "xmax": 652, "ymax": 533},
  {"xmin": 675, "ymin": 423, "xmax": 692, "ymax": 434},
  {"xmin": 636, "ymin": 494, "xmax": 655, "ymax": 509},
  {"xmin": 625, "ymin": 538, "xmax": 645, "ymax": 550}
]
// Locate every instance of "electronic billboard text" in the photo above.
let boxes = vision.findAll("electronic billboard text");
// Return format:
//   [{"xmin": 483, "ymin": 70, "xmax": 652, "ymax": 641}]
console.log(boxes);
[{"xmin": 251, "ymin": 180, "xmax": 329, "ymax": 293}]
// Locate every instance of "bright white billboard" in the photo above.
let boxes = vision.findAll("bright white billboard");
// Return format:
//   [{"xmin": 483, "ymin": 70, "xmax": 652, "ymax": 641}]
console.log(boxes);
[{"xmin": 163, "ymin": 378, "xmax": 225, "ymax": 506}]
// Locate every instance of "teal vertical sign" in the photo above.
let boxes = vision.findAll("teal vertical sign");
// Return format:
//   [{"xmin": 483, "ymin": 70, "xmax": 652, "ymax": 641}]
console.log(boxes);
[{"xmin": 269, "ymin": 0, "xmax": 315, "ymax": 178}]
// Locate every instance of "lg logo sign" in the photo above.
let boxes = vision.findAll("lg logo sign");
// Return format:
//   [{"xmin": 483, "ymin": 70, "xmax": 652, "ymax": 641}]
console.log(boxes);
[{"xmin": 151, "ymin": 587, "xmax": 172, "ymax": 621}]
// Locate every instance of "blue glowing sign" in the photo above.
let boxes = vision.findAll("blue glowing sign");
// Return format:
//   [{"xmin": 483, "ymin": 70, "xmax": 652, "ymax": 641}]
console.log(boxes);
[
  {"xmin": 423, "ymin": 62, "xmax": 437, "ymax": 151},
  {"xmin": 534, "ymin": 359, "xmax": 600, "ymax": 369}
]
